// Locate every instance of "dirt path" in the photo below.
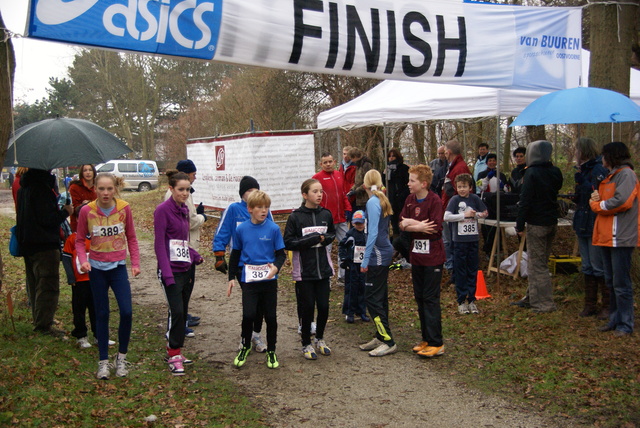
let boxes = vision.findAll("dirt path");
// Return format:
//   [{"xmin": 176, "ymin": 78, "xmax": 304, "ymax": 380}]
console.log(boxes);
[
  {"xmin": 1, "ymin": 189, "xmax": 565, "ymax": 427},
  {"xmin": 133, "ymin": 238, "xmax": 567, "ymax": 428}
]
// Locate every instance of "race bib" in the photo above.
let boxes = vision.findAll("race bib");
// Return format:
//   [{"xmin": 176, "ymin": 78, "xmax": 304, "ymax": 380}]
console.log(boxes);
[
  {"xmin": 169, "ymin": 239, "xmax": 190, "ymax": 263},
  {"xmin": 353, "ymin": 245, "xmax": 365, "ymax": 264},
  {"xmin": 93, "ymin": 223, "xmax": 124, "ymax": 237},
  {"xmin": 412, "ymin": 239, "xmax": 430, "ymax": 254},
  {"xmin": 302, "ymin": 226, "xmax": 328, "ymax": 248},
  {"xmin": 244, "ymin": 264, "xmax": 271, "ymax": 283},
  {"xmin": 458, "ymin": 218, "xmax": 478, "ymax": 236}
]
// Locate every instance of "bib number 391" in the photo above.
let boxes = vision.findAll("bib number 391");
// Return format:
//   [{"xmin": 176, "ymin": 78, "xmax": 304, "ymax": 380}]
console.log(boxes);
[
  {"xmin": 412, "ymin": 239, "xmax": 430, "ymax": 254},
  {"xmin": 245, "ymin": 264, "xmax": 271, "ymax": 283},
  {"xmin": 169, "ymin": 239, "xmax": 190, "ymax": 263}
]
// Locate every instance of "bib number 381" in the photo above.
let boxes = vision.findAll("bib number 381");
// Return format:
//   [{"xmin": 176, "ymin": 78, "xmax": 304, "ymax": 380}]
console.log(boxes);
[
  {"xmin": 169, "ymin": 239, "xmax": 190, "ymax": 263},
  {"xmin": 412, "ymin": 239, "xmax": 430, "ymax": 254},
  {"xmin": 245, "ymin": 264, "xmax": 271, "ymax": 283}
]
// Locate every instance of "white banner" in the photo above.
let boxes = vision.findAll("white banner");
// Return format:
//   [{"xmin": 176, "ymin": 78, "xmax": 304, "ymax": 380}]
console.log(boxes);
[
  {"xmin": 187, "ymin": 131, "xmax": 315, "ymax": 213},
  {"xmin": 28, "ymin": 0, "xmax": 582, "ymax": 90}
]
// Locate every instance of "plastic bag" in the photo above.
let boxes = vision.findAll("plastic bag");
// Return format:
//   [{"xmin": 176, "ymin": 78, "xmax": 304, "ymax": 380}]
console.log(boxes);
[
  {"xmin": 500, "ymin": 251, "xmax": 527, "ymax": 278},
  {"xmin": 9, "ymin": 225, "xmax": 22, "ymax": 257}
]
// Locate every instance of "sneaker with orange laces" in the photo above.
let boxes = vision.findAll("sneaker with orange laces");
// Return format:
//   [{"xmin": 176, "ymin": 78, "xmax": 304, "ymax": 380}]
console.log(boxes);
[
  {"xmin": 417, "ymin": 345, "xmax": 445, "ymax": 358},
  {"xmin": 412, "ymin": 341, "xmax": 429, "ymax": 353}
]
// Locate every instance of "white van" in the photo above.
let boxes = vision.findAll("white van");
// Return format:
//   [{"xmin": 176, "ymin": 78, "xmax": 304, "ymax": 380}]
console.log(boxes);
[{"xmin": 96, "ymin": 160, "xmax": 159, "ymax": 192}]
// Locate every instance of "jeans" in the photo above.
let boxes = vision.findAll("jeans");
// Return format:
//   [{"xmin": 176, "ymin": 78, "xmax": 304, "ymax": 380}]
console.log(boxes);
[
  {"xmin": 453, "ymin": 241, "xmax": 479, "ymax": 304},
  {"xmin": 298, "ymin": 278, "xmax": 330, "ymax": 346},
  {"xmin": 365, "ymin": 265, "xmax": 394, "ymax": 346},
  {"xmin": 24, "ymin": 249, "xmax": 61, "ymax": 331},
  {"xmin": 442, "ymin": 222, "xmax": 454, "ymax": 271},
  {"xmin": 90, "ymin": 265, "xmax": 132, "ymax": 360},
  {"xmin": 601, "ymin": 246, "xmax": 635, "ymax": 333},
  {"xmin": 577, "ymin": 235, "xmax": 604, "ymax": 277},
  {"xmin": 240, "ymin": 280, "xmax": 278, "ymax": 352},
  {"xmin": 526, "ymin": 225, "xmax": 557, "ymax": 312},
  {"xmin": 161, "ymin": 270, "xmax": 190, "ymax": 351},
  {"xmin": 411, "ymin": 265, "xmax": 443, "ymax": 347}
]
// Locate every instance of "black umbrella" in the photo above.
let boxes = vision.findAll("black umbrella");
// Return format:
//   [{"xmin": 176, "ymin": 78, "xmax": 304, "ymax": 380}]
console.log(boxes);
[{"xmin": 4, "ymin": 117, "xmax": 132, "ymax": 170}]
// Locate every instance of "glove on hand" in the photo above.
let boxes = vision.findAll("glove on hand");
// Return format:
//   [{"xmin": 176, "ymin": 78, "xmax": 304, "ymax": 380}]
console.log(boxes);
[
  {"xmin": 214, "ymin": 251, "xmax": 228, "ymax": 274},
  {"xmin": 487, "ymin": 170, "xmax": 496, "ymax": 179}
]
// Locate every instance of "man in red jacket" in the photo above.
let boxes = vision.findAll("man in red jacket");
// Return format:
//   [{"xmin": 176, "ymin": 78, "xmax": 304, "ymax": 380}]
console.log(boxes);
[
  {"xmin": 313, "ymin": 152, "xmax": 352, "ymax": 281},
  {"xmin": 442, "ymin": 140, "xmax": 471, "ymax": 274},
  {"xmin": 339, "ymin": 146, "xmax": 356, "ymax": 209}
]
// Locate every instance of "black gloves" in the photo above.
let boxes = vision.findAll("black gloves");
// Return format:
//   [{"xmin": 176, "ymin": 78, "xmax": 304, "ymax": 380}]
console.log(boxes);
[
  {"xmin": 214, "ymin": 251, "xmax": 228, "ymax": 274},
  {"xmin": 196, "ymin": 202, "xmax": 207, "ymax": 221}
]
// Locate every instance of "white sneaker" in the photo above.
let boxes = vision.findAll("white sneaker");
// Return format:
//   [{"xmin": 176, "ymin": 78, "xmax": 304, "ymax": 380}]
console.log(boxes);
[
  {"xmin": 468, "ymin": 302, "xmax": 479, "ymax": 314},
  {"xmin": 96, "ymin": 359, "xmax": 112, "ymax": 380},
  {"xmin": 77, "ymin": 337, "xmax": 91, "ymax": 349},
  {"xmin": 94, "ymin": 338, "xmax": 116, "ymax": 346},
  {"xmin": 114, "ymin": 355, "xmax": 131, "ymax": 377},
  {"xmin": 368, "ymin": 343, "xmax": 397, "ymax": 357},
  {"xmin": 251, "ymin": 333, "xmax": 267, "ymax": 353},
  {"xmin": 311, "ymin": 322, "xmax": 317, "ymax": 336},
  {"xmin": 359, "ymin": 338, "xmax": 383, "ymax": 351},
  {"xmin": 314, "ymin": 338, "xmax": 331, "ymax": 356},
  {"xmin": 458, "ymin": 303, "xmax": 470, "ymax": 314}
]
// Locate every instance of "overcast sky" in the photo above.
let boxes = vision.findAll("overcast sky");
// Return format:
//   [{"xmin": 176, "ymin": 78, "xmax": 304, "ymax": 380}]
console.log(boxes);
[{"xmin": 1, "ymin": 1, "xmax": 76, "ymax": 104}]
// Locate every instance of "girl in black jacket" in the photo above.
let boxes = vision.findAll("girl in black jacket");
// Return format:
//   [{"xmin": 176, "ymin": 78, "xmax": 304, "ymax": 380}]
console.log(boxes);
[{"xmin": 284, "ymin": 178, "xmax": 336, "ymax": 360}]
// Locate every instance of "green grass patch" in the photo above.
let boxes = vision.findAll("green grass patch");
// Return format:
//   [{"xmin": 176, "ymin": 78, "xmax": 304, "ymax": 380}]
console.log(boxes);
[{"xmin": 0, "ymin": 208, "xmax": 265, "ymax": 427}]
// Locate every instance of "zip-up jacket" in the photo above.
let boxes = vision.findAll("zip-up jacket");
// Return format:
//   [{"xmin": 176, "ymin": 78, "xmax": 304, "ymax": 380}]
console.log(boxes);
[
  {"xmin": 213, "ymin": 199, "xmax": 273, "ymax": 252},
  {"xmin": 362, "ymin": 196, "xmax": 394, "ymax": 268},
  {"xmin": 76, "ymin": 199, "xmax": 140, "ymax": 269},
  {"xmin": 284, "ymin": 204, "xmax": 335, "ymax": 281},
  {"xmin": 69, "ymin": 178, "xmax": 96, "ymax": 232},
  {"xmin": 590, "ymin": 164, "xmax": 639, "ymax": 247},
  {"xmin": 573, "ymin": 156, "xmax": 608, "ymax": 238},
  {"xmin": 154, "ymin": 198, "xmax": 202, "ymax": 286},
  {"xmin": 313, "ymin": 169, "xmax": 352, "ymax": 224}
]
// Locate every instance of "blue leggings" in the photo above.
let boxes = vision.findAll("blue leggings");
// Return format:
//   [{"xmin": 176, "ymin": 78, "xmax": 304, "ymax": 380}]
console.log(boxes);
[{"xmin": 89, "ymin": 265, "xmax": 132, "ymax": 360}]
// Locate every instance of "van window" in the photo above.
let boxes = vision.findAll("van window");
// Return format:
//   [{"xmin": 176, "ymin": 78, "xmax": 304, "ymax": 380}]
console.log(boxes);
[
  {"xmin": 98, "ymin": 163, "xmax": 114, "ymax": 172},
  {"xmin": 139, "ymin": 162, "xmax": 156, "ymax": 174},
  {"xmin": 118, "ymin": 163, "xmax": 137, "ymax": 173}
]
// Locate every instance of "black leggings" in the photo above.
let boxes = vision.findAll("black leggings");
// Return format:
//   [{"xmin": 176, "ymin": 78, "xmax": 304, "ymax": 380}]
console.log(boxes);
[
  {"xmin": 297, "ymin": 278, "xmax": 330, "ymax": 346},
  {"xmin": 240, "ymin": 280, "xmax": 278, "ymax": 352}
]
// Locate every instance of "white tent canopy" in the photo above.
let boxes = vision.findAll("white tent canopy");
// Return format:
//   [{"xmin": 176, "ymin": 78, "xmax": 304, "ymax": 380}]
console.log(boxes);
[{"xmin": 317, "ymin": 50, "xmax": 640, "ymax": 130}]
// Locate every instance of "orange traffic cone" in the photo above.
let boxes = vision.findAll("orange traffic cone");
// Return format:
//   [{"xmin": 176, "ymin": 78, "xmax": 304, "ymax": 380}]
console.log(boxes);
[{"xmin": 475, "ymin": 270, "xmax": 491, "ymax": 299}]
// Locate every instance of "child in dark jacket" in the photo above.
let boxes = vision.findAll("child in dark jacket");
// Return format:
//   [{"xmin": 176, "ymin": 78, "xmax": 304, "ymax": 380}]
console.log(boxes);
[{"xmin": 338, "ymin": 210, "xmax": 369, "ymax": 323}]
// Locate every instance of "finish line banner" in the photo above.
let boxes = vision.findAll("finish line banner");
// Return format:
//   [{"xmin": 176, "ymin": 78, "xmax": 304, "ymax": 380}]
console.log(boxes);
[{"xmin": 27, "ymin": 0, "xmax": 582, "ymax": 90}]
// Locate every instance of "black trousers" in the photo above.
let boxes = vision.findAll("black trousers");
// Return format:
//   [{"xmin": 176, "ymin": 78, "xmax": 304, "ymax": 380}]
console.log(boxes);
[
  {"xmin": 71, "ymin": 280, "xmax": 96, "ymax": 339},
  {"xmin": 240, "ymin": 280, "xmax": 278, "ymax": 352},
  {"xmin": 411, "ymin": 265, "xmax": 443, "ymax": 347},
  {"xmin": 297, "ymin": 278, "xmax": 330, "ymax": 347},
  {"xmin": 365, "ymin": 265, "xmax": 394, "ymax": 346},
  {"xmin": 161, "ymin": 270, "xmax": 190, "ymax": 350}
]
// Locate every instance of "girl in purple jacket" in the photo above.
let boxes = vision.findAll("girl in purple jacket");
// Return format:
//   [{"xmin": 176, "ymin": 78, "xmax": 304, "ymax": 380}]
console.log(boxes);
[{"xmin": 154, "ymin": 171, "xmax": 203, "ymax": 375}]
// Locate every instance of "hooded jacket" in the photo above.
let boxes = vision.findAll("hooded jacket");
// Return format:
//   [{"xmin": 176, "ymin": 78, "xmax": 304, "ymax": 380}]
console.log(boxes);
[
  {"xmin": 573, "ymin": 156, "xmax": 608, "ymax": 238},
  {"xmin": 515, "ymin": 140, "xmax": 563, "ymax": 232},
  {"xmin": 69, "ymin": 177, "xmax": 96, "ymax": 232},
  {"xmin": 590, "ymin": 163, "xmax": 639, "ymax": 247},
  {"xmin": 16, "ymin": 169, "xmax": 69, "ymax": 256},
  {"xmin": 385, "ymin": 159, "xmax": 410, "ymax": 215},
  {"xmin": 284, "ymin": 204, "xmax": 335, "ymax": 281}
]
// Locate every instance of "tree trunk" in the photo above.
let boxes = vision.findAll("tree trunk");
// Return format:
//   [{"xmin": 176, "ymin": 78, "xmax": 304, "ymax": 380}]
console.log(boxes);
[
  {"xmin": 0, "ymin": 13, "xmax": 16, "ymax": 291},
  {"xmin": 586, "ymin": 2, "xmax": 638, "ymax": 144},
  {"xmin": 412, "ymin": 123, "xmax": 426, "ymax": 165},
  {"xmin": 503, "ymin": 117, "xmax": 514, "ymax": 173}
]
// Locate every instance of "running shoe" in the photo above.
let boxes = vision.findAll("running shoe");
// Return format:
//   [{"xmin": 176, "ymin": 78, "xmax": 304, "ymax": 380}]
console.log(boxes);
[
  {"xmin": 167, "ymin": 355, "xmax": 185, "ymax": 375},
  {"xmin": 314, "ymin": 339, "xmax": 331, "ymax": 356},
  {"xmin": 96, "ymin": 359, "xmax": 112, "ymax": 380},
  {"xmin": 185, "ymin": 327, "xmax": 195, "ymax": 338},
  {"xmin": 417, "ymin": 345, "xmax": 445, "ymax": 358},
  {"xmin": 251, "ymin": 333, "xmax": 267, "ymax": 353},
  {"xmin": 359, "ymin": 338, "xmax": 383, "ymax": 351},
  {"xmin": 114, "ymin": 355, "xmax": 131, "ymax": 377},
  {"xmin": 266, "ymin": 351, "xmax": 279, "ymax": 369},
  {"xmin": 234, "ymin": 347, "xmax": 251, "ymax": 368},
  {"xmin": 77, "ymin": 337, "xmax": 91, "ymax": 349},
  {"xmin": 468, "ymin": 302, "xmax": 479, "ymax": 314},
  {"xmin": 302, "ymin": 344, "xmax": 317, "ymax": 360},
  {"xmin": 412, "ymin": 341, "xmax": 429, "ymax": 353},
  {"xmin": 369, "ymin": 343, "xmax": 397, "ymax": 357},
  {"xmin": 458, "ymin": 303, "xmax": 470, "ymax": 315}
]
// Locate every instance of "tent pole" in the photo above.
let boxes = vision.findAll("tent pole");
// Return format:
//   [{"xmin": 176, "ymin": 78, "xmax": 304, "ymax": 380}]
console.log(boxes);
[
  {"xmin": 336, "ymin": 129, "xmax": 341, "ymax": 156},
  {"xmin": 495, "ymin": 116, "xmax": 501, "ymax": 293}
]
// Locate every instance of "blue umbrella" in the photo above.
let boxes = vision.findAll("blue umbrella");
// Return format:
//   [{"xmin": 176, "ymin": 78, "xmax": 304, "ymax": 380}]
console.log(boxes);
[{"xmin": 510, "ymin": 87, "xmax": 640, "ymax": 127}]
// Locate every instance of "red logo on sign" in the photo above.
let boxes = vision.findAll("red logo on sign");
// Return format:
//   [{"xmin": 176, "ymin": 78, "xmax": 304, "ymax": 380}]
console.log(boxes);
[{"xmin": 215, "ymin": 146, "xmax": 225, "ymax": 171}]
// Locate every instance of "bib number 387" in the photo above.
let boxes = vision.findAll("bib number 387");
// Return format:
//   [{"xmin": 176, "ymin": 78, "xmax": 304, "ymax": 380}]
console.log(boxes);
[{"xmin": 245, "ymin": 264, "xmax": 271, "ymax": 283}]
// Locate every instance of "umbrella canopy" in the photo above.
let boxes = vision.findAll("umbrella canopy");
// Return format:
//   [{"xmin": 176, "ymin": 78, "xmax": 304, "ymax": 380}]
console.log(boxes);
[
  {"xmin": 510, "ymin": 87, "xmax": 640, "ymax": 127},
  {"xmin": 4, "ymin": 117, "xmax": 132, "ymax": 170}
]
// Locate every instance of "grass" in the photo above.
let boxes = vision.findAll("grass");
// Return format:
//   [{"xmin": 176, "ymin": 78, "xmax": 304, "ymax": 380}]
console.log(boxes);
[
  {"xmin": 0, "ymin": 189, "xmax": 265, "ymax": 427},
  {"xmin": 2, "ymin": 187, "xmax": 639, "ymax": 427}
]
